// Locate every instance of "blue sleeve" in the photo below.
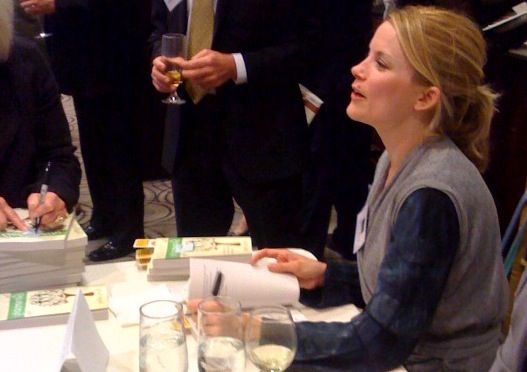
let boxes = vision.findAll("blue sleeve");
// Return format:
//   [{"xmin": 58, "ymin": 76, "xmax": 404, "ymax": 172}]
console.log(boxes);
[{"xmin": 294, "ymin": 188, "xmax": 460, "ymax": 370}]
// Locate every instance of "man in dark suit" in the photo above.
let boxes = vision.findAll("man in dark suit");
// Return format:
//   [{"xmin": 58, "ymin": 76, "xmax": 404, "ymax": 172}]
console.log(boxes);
[
  {"xmin": 150, "ymin": 0, "xmax": 313, "ymax": 247},
  {"xmin": 20, "ymin": 0, "xmax": 147, "ymax": 260},
  {"xmin": 300, "ymin": 0, "xmax": 374, "ymax": 259}
]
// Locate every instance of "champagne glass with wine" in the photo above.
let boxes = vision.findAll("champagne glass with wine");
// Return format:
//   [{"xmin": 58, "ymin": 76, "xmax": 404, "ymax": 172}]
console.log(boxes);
[
  {"xmin": 245, "ymin": 306, "xmax": 297, "ymax": 372},
  {"xmin": 161, "ymin": 33, "xmax": 186, "ymax": 105}
]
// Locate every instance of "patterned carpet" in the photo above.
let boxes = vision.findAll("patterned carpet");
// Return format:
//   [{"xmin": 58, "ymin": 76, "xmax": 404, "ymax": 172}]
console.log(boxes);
[{"xmin": 62, "ymin": 95, "xmax": 246, "ymax": 262}]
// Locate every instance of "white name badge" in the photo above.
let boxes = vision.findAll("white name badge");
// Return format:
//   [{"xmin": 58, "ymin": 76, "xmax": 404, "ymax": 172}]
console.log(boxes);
[{"xmin": 353, "ymin": 203, "xmax": 368, "ymax": 254}]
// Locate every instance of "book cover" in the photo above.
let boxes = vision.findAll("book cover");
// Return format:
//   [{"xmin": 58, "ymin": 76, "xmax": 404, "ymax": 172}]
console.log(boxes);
[
  {"xmin": 135, "ymin": 236, "xmax": 252, "ymax": 266},
  {"xmin": 0, "ymin": 210, "xmax": 87, "ymax": 251},
  {"xmin": 0, "ymin": 285, "xmax": 108, "ymax": 329}
]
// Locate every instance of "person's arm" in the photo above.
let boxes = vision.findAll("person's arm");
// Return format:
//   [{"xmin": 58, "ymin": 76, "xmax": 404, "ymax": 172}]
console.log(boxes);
[
  {"xmin": 299, "ymin": 260, "xmax": 365, "ymax": 309},
  {"xmin": 24, "ymin": 43, "xmax": 81, "ymax": 212},
  {"xmin": 294, "ymin": 188, "xmax": 460, "ymax": 370}
]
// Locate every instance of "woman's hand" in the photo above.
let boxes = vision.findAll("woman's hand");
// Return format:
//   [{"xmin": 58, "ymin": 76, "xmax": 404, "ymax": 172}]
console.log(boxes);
[
  {"xmin": 0, "ymin": 197, "xmax": 27, "ymax": 231},
  {"xmin": 251, "ymin": 248, "xmax": 327, "ymax": 290},
  {"xmin": 27, "ymin": 191, "xmax": 68, "ymax": 230}
]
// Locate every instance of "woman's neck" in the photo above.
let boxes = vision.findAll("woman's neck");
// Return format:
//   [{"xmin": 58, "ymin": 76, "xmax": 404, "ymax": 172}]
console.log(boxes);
[{"xmin": 377, "ymin": 117, "xmax": 432, "ymax": 187}]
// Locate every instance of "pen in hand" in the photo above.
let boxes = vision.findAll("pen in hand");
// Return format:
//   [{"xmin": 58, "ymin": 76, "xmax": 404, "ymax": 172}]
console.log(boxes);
[{"xmin": 34, "ymin": 161, "xmax": 51, "ymax": 233}]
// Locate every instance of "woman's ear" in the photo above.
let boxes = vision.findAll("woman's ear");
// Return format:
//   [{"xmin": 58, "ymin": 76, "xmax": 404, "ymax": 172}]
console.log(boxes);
[{"xmin": 415, "ymin": 86, "xmax": 440, "ymax": 112}]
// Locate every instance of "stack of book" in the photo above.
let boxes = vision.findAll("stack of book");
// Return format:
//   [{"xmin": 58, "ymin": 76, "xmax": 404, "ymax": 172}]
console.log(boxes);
[
  {"xmin": 0, "ymin": 285, "xmax": 108, "ymax": 329},
  {"xmin": 134, "ymin": 236, "xmax": 253, "ymax": 281},
  {"xmin": 0, "ymin": 211, "xmax": 88, "ymax": 293}
]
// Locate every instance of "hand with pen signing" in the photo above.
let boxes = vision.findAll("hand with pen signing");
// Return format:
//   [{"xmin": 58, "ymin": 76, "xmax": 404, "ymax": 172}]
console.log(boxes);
[{"xmin": 27, "ymin": 191, "xmax": 68, "ymax": 230}]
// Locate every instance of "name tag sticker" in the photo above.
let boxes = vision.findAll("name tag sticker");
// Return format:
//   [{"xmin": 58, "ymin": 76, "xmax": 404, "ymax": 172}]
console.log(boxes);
[{"xmin": 353, "ymin": 203, "xmax": 368, "ymax": 254}]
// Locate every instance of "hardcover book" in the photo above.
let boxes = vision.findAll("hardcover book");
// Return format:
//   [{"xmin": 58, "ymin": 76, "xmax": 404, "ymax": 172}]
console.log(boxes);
[{"xmin": 0, "ymin": 285, "xmax": 108, "ymax": 329}]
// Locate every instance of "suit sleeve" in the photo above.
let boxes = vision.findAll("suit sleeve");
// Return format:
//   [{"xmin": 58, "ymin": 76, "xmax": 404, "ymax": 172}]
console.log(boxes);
[{"xmin": 149, "ymin": 0, "xmax": 169, "ymax": 58}]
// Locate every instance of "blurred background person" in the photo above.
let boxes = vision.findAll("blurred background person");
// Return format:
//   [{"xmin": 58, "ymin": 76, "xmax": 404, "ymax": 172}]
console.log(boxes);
[
  {"xmin": 150, "ymin": 0, "xmax": 313, "ymax": 248},
  {"xmin": 0, "ymin": 1, "xmax": 80, "ymax": 231},
  {"xmin": 300, "ymin": 0, "xmax": 374, "ymax": 260},
  {"xmin": 20, "ymin": 0, "xmax": 147, "ymax": 261}
]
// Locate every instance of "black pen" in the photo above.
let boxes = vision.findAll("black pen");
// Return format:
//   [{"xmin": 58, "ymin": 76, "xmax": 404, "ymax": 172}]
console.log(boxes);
[
  {"xmin": 211, "ymin": 271, "xmax": 223, "ymax": 296},
  {"xmin": 34, "ymin": 161, "xmax": 51, "ymax": 232}
]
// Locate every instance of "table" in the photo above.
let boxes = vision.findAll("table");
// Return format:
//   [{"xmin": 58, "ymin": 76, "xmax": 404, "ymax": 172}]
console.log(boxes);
[{"xmin": 1, "ymin": 261, "xmax": 361, "ymax": 372}]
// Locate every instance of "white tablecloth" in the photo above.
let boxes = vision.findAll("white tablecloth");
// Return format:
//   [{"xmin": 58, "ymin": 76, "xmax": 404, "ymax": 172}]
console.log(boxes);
[{"xmin": 1, "ymin": 261, "xmax": 361, "ymax": 372}]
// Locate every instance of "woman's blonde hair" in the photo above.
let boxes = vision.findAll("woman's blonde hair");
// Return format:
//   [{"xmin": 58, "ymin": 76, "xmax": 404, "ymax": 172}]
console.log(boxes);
[
  {"xmin": 388, "ymin": 6, "xmax": 497, "ymax": 172},
  {"xmin": 0, "ymin": 0, "xmax": 14, "ymax": 62}
]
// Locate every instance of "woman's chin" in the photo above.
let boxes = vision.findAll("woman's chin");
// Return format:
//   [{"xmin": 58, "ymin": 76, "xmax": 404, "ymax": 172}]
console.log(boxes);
[{"xmin": 346, "ymin": 106, "xmax": 364, "ymax": 123}]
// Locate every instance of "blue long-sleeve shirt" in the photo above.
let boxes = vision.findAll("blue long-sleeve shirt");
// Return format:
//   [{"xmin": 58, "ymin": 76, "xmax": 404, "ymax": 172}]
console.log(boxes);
[{"xmin": 293, "ymin": 188, "xmax": 460, "ymax": 371}]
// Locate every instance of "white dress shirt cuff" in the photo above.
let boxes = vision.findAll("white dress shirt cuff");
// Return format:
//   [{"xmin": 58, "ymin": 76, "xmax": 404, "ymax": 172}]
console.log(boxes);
[{"xmin": 232, "ymin": 53, "xmax": 248, "ymax": 84}]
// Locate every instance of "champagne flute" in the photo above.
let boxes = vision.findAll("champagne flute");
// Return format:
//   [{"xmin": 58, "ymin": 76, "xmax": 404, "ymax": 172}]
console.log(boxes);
[
  {"xmin": 161, "ymin": 33, "xmax": 186, "ymax": 105},
  {"xmin": 245, "ymin": 306, "xmax": 297, "ymax": 372}
]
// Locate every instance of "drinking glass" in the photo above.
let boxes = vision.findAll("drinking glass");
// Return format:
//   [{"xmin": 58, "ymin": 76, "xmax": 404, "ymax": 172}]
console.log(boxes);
[
  {"xmin": 161, "ymin": 33, "xmax": 186, "ymax": 105},
  {"xmin": 245, "ymin": 306, "xmax": 297, "ymax": 372},
  {"xmin": 139, "ymin": 300, "xmax": 188, "ymax": 372},
  {"xmin": 197, "ymin": 296, "xmax": 245, "ymax": 372}
]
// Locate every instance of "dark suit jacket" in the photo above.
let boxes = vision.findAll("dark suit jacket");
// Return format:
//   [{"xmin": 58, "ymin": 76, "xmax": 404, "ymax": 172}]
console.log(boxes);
[
  {"xmin": 151, "ymin": 0, "xmax": 311, "ymax": 183},
  {"xmin": 0, "ymin": 38, "xmax": 81, "ymax": 210},
  {"xmin": 45, "ymin": 0, "xmax": 150, "ymax": 97}
]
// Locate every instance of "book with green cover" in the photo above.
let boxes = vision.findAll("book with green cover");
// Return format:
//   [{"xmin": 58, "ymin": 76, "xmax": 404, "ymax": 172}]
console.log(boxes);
[
  {"xmin": 0, "ymin": 210, "xmax": 87, "ymax": 251},
  {"xmin": 0, "ymin": 285, "xmax": 108, "ymax": 329},
  {"xmin": 134, "ymin": 237, "xmax": 253, "ymax": 280}
]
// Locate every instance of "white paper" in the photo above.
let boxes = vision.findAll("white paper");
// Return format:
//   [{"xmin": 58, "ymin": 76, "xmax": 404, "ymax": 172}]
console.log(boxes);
[
  {"xmin": 164, "ymin": 0, "xmax": 183, "ymax": 12},
  {"xmin": 483, "ymin": 2, "xmax": 527, "ymax": 31},
  {"xmin": 188, "ymin": 259, "xmax": 300, "ymax": 308},
  {"xmin": 109, "ymin": 283, "xmax": 181, "ymax": 326},
  {"xmin": 299, "ymin": 84, "xmax": 324, "ymax": 126},
  {"xmin": 353, "ymin": 203, "xmax": 368, "ymax": 254},
  {"xmin": 56, "ymin": 290, "xmax": 109, "ymax": 372}
]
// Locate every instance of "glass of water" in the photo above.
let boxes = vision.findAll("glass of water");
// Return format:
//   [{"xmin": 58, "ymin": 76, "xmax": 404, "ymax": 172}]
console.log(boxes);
[
  {"xmin": 197, "ymin": 296, "xmax": 245, "ymax": 372},
  {"xmin": 245, "ymin": 306, "xmax": 297, "ymax": 372},
  {"xmin": 139, "ymin": 300, "xmax": 188, "ymax": 372}
]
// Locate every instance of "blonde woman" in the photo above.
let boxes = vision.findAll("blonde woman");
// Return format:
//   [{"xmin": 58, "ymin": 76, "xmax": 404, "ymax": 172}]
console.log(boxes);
[{"xmin": 252, "ymin": 6, "xmax": 508, "ymax": 371}]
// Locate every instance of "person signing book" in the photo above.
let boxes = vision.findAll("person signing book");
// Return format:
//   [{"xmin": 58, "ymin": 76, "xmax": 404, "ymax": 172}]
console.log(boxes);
[
  {"xmin": 0, "ymin": 1, "xmax": 80, "ymax": 231},
  {"xmin": 252, "ymin": 6, "xmax": 507, "ymax": 371}
]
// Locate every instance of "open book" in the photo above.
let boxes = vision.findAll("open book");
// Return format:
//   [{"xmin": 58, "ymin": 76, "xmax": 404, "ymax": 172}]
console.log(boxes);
[
  {"xmin": 188, "ymin": 258, "xmax": 300, "ymax": 308},
  {"xmin": 0, "ymin": 210, "xmax": 87, "ymax": 251},
  {"xmin": 0, "ymin": 285, "xmax": 108, "ymax": 329}
]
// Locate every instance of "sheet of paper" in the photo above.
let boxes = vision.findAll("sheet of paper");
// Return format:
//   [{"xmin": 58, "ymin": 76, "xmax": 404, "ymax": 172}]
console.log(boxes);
[
  {"xmin": 56, "ymin": 290, "xmax": 109, "ymax": 372},
  {"xmin": 299, "ymin": 84, "xmax": 324, "ymax": 126},
  {"xmin": 483, "ymin": 2, "xmax": 527, "ymax": 31},
  {"xmin": 188, "ymin": 259, "xmax": 300, "ymax": 308},
  {"xmin": 109, "ymin": 283, "xmax": 181, "ymax": 326}
]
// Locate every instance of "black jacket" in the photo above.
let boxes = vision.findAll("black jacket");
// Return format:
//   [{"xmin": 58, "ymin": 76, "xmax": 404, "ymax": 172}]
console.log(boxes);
[
  {"xmin": 150, "ymin": 0, "xmax": 312, "ymax": 182},
  {"xmin": 0, "ymin": 38, "xmax": 81, "ymax": 210}
]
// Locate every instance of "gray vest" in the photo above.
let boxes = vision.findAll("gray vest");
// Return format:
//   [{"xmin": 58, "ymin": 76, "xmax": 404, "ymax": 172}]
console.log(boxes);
[{"xmin": 358, "ymin": 137, "xmax": 508, "ymax": 369}]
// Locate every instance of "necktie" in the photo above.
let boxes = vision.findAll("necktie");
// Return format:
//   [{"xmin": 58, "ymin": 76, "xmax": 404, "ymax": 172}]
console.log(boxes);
[{"xmin": 186, "ymin": 0, "xmax": 214, "ymax": 103}]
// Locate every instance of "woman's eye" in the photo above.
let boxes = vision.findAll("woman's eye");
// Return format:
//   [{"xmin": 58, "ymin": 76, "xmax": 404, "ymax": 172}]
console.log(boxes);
[{"xmin": 376, "ymin": 59, "xmax": 387, "ymax": 70}]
